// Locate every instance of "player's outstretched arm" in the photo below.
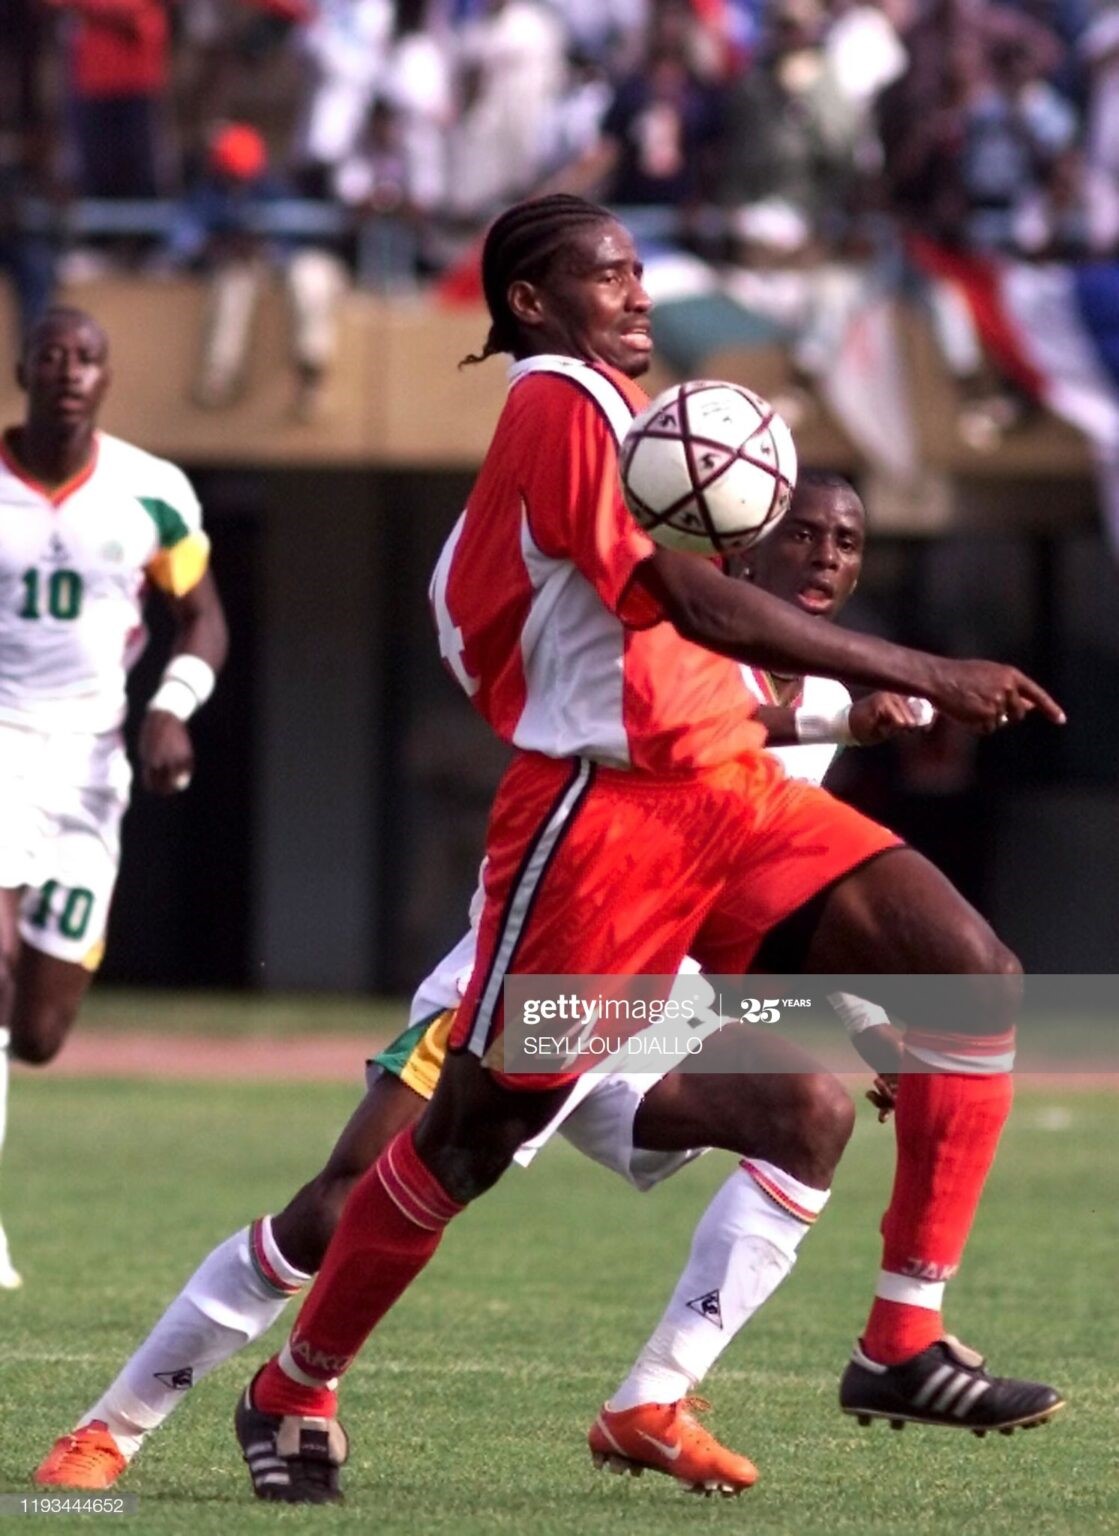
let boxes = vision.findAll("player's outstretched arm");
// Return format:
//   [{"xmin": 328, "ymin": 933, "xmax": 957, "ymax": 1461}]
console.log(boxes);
[
  {"xmin": 139, "ymin": 571, "xmax": 229, "ymax": 795},
  {"xmin": 638, "ymin": 548, "xmax": 1065, "ymax": 733}
]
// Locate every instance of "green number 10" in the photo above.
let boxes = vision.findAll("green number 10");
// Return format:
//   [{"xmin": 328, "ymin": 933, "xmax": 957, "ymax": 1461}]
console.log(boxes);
[
  {"xmin": 28, "ymin": 880, "xmax": 95, "ymax": 940},
  {"xmin": 19, "ymin": 568, "xmax": 84, "ymax": 621}
]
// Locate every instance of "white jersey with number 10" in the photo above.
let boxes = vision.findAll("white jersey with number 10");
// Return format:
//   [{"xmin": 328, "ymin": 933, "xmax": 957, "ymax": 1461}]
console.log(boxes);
[{"xmin": 0, "ymin": 431, "xmax": 210, "ymax": 734}]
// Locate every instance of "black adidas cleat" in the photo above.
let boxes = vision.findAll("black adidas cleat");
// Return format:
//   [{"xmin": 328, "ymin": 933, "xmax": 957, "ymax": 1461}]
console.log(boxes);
[
  {"xmin": 839, "ymin": 1335, "xmax": 1065, "ymax": 1435},
  {"xmin": 234, "ymin": 1373, "xmax": 348, "ymax": 1503}
]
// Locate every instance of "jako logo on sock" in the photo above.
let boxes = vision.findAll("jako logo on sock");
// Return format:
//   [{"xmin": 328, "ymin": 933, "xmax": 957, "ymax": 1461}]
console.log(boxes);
[
  {"xmin": 291, "ymin": 1337, "xmax": 352, "ymax": 1377},
  {"xmin": 901, "ymin": 1259, "xmax": 959, "ymax": 1282}
]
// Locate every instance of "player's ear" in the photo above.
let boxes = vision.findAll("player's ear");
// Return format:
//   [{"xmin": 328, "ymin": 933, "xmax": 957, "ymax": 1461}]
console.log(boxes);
[{"xmin": 507, "ymin": 279, "xmax": 545, "ymax": 329}]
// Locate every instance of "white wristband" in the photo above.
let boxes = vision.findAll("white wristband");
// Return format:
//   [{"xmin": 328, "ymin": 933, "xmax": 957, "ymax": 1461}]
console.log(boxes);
[
  {"xmin": 148, "ymin": 654, "xmax": 216, "ymax": 722},
  {"xmin": 827, "ymin": 991, "xmax": 892, "ymax": 1035},
  {"xmin": 794, "ymin": 704, "xmax": 857, "ymax": 746}
]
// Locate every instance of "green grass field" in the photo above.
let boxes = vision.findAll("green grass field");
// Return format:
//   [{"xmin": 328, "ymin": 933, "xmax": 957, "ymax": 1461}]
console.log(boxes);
[{"xmin": 1, "ymin": 1069, "xmax": 1116, "ymax": 1535}]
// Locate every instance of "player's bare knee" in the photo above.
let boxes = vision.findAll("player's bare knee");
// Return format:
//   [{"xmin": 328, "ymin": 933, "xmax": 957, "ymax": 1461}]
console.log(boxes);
[
  {"xmin": 424, "ymin": 1141, "xmax": 510, "ymax": 1204},
  {"xmin": 10, "ymin": 997, "xmax": 77, "ymax": 1064},
  {"xmin": 10, "ymin": 1023, "xmax": 63, "ymax": 1065},
  {"xmin": 953, "ymin": 923, "xmax": 1024, "ymax": 1026},
  {"xmin": 415, "ymin": 1108, "xmax": 520, "ymax": 1201},
  {"xmin": 949, "ymin": 909, "xmax": 1017, "ymax": 974},
  {"xmin": 992, "ymin": 940, "xmax": 1023, "ymax": 980}
]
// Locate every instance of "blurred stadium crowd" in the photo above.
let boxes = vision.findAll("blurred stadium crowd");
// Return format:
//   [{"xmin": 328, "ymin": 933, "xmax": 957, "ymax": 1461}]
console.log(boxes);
[
  {"xmin": 8, "ymin": 0, "xmax": 1119, "ymax": 445},
  {"xmin": 7, "ymin": 0, "xmax": 1119, "ymax": 292}
]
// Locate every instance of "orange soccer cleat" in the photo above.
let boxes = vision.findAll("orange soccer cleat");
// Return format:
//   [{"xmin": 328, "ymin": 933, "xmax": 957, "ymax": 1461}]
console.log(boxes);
[
  {"xmin": 34, "ymin": 1422, "xmax": 128, "ymax": 1490},
  {"xmin": 588, "ymin": 1396, "xmax": 758, "ymax": 1497}
]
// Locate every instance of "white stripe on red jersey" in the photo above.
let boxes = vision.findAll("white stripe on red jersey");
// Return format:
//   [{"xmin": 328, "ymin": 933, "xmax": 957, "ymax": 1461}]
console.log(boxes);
[{"xmin": 431, "ymin": 355, "xmax": 764, "ymax": 773}]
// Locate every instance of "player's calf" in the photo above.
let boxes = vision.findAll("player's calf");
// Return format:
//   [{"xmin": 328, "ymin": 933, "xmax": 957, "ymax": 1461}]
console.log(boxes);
[{"xmin": 9, "ymin": 1013, "xmax": 74, "ymax": 1062}]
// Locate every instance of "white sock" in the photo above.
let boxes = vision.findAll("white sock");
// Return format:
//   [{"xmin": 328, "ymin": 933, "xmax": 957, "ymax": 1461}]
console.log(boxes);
[
  {"xmin": 0, "ymin": 1028, "xmax": 16, "ymax": 1285},
  {"xmin": 608, "ymin": 1161, "xmax": 829, "ymax": 1411},
  {"xmin": 82, "ymin": 1217, "xmax": 310, "ymax": 1457}
]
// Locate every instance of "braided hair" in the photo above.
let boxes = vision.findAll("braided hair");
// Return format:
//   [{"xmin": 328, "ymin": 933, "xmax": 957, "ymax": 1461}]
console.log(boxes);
[{"xmin": 460, "ymin": 194, "xmax": 616, "ymax": 367}]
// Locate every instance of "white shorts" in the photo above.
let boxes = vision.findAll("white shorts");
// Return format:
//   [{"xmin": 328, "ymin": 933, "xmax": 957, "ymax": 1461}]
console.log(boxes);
[
  {"xmin": 519, "ymin": 1069, "xmax": 707, "ymax": 1190},
  {"xmin": 0, "ymin": 722, "xmax": 131, "ymax": 968},
  {"xmin": 401, "ymin": 949, "xmax": 723, "ymax": 1191}
]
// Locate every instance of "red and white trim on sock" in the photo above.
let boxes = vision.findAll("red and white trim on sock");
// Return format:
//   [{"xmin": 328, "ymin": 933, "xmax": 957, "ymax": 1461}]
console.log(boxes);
[
  {"xmin": 278, "ymin": 1339, "xmax": 339, "ymax": 1391},
  {"xmin": 903, "ymin": 1029, "xmax": 1016, "ymax": 1074},
  {"xmin": 249, "ymin": 1217, "xmax": 311, "ymax": 1298},
  {"xmin": 377, "ymin": 1136, "xmax": 462, "ymax": 1232},
  {"xmin": 740, "ymin": 1158, "xmax": 829, "ymax": 1226},
  {"xmin": 873, "ymin": 1271, "xmax": 947, "ymax": 1311}
]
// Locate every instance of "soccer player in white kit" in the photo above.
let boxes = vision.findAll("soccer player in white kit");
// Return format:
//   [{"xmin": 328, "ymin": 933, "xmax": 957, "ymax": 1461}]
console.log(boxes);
[
  {"xmin": 35, "ymin": 471, "xmax": 928, "ymax": 1496},
  {"xmin": 0, "ymin": 308, "xmax": 227, "ymax": 1288}
]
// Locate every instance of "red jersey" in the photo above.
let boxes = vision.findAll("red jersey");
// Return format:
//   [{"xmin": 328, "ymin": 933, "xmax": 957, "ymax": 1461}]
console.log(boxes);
[{"xmin": 430, "ymin": 355, "xmax": 765, "ymax": 773}]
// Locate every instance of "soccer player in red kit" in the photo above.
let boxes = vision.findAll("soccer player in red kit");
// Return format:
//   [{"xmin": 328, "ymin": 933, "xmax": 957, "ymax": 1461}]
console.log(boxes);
[{"xmin": 233, "ymin": 196, "xmax": 1065, "ymax": 1503}]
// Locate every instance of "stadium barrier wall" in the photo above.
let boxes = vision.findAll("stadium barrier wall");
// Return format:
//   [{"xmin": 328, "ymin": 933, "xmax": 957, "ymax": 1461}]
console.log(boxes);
[{"xmin": 0, "ymin": 277, "xmax": 1102, "ymax": 534}]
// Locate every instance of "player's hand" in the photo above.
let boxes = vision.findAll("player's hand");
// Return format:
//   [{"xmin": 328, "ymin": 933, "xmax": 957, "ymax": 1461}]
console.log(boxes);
[
  {"xmin": 867, "ymin": 1073, "xmax": 900, "ymax": 1122},
  {"xmin": 848, "ymin": 693, "xmax": 936, "ymax": 745},
  {"xmin": 139, "ymin": 711, "xmax": 195, "ymax": 796},
  {"xmin": 924, "ymin": 659, "xmax": 1065, "ymax": 734}
]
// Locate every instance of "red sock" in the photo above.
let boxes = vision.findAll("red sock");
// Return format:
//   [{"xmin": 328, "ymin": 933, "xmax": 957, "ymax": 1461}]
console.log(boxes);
[
  {"xmin": 252, "ymin": 1358, "xmax": 338, "ymax": 1419},
  {"xmin": 863, "ymin": 1068, "xmax": 1013, "ymax": 1365},
  {"xmin": 253, "ymin": 1127, "xmax": 463, "ymax": 1417}
]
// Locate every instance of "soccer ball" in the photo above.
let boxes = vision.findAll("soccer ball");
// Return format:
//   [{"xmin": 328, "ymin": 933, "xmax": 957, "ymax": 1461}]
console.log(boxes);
[{"xmin": 619, "ymin": 380, "xmax": 797, "ymax": 555}]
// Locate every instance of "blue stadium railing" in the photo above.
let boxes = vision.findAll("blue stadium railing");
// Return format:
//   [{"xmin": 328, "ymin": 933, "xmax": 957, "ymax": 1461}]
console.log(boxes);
[
  {"xmin": 10, "ymin": 198, "xmax": 754, "ymax": 291},
  {"xmin": 13, "ymin": 197, "xmax": 418, "ymax": 289}
]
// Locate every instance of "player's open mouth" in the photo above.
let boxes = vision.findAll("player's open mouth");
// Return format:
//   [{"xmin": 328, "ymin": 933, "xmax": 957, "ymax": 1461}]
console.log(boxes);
[
  {"xmin": 622, "ymin": 330, "xmax": 653, "ymax": 352},
  {"xmin": 796, "ymin": 583, "xmax": 835, "ymax": 612}
]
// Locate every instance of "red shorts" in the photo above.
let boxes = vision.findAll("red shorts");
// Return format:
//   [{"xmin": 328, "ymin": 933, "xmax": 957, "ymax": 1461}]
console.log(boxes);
[{"xmin": 451, "ymin": 750, "xmax": 900, "ymax": 1089}]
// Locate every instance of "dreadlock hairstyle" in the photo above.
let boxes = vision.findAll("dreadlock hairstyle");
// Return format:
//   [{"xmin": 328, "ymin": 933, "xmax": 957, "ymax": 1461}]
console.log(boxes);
[{"xmin": 460, "ymin": 194, "xmax": 616, "ymax": 367}]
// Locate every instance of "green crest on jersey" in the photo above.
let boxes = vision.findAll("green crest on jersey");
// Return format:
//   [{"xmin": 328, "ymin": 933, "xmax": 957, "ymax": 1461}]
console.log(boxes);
[{"xmin": 139, "ymin": 496, "xmax": 191, "ymax": 549}]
